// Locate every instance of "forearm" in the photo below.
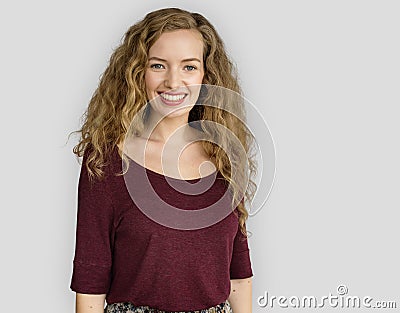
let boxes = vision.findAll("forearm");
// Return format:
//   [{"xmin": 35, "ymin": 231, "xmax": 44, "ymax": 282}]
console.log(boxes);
[
  {"xmin": 227, "ymin": 277, "xmax": 252, "ymax": 313},
  {"xmin": 76, "ymin": 293, "xmax": 106, "ymax": 313}
]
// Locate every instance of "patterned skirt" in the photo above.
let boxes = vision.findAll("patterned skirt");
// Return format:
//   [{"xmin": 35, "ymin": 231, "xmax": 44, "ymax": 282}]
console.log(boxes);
[{"xmin": 104, "ymin": 300, "xmax": 232, "ymax": 313}]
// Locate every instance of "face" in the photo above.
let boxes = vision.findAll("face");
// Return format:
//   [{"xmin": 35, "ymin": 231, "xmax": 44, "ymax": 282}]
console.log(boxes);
[{"xmin": 144, "ymin": 29, "xmax": 205, "ymax": 119}]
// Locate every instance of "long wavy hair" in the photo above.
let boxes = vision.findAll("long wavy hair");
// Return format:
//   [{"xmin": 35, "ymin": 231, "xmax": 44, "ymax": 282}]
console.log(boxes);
[{"xmin": 69, "ymin": 7, "xmax": 257, "ymax": 238}]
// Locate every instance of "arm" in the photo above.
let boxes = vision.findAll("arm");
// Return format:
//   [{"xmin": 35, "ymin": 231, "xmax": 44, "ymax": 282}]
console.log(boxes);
[
  {"xmin": 70, "ymin": 149, "xmax": 114, "ymax": 312},
  {"xmin": 76, "ymin": 293, "xmax": 106, "ymax": 313},
  {"xmin": 227, "ymin": 277, "xmax": 252, "ymax": 313},
  {"xmin": 229, "ymin": 212, "xmax": 253, "ymax": 313}
]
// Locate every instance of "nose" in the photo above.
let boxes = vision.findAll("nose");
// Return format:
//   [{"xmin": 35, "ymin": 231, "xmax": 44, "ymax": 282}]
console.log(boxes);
[{"xmin": 164, "ymin": 68, "xmax": 182, "ymax": 90}]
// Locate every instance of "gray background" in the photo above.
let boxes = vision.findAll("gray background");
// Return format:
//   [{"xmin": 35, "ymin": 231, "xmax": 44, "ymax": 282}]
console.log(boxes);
[{"xmin": 0, "ymin": 0, "xmax": 398, "ymax": 312}]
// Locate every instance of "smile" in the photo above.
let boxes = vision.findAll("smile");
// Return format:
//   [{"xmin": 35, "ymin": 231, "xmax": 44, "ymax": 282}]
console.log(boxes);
[{"xmin": 159, "ymin": 92, "xmax": 187, "ymax": 102}]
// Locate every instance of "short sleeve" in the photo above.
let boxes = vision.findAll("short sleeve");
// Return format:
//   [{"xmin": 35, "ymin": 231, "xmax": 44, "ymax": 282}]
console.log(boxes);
[
  {"xmin": 229, "ymin": 219, "xmax": 253, "ymax": 279},
  {"xmin": 70, "ymin": 150, "xmax": 115, "ymax": 294}
]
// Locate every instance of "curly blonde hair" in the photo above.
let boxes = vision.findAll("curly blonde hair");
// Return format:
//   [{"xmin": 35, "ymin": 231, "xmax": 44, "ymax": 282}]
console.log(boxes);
[{"xmin": 69, "ymin": 7, "xmax": 257, "ymax": 238}]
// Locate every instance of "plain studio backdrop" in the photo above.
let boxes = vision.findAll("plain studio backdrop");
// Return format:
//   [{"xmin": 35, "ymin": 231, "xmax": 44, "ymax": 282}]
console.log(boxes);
[{"xmin": 0, "ymin": 1, "xmax": 398, "ymax": 312}]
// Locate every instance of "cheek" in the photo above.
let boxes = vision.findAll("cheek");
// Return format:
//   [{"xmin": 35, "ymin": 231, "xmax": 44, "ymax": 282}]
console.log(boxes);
[
  {"xmin": 144, "ymin": 75, "xmax": 156, "ymax": 101},
  {"xmin": 144, "ymin": 73, "xmax": 154, "ymax": 90},
  {"xmin": 190, "ymin": 72, "xmax": 204, "ymax": 85},
  {"xmin": 145, "ymin": 78, "xmax": 160, "ymax": 102},
  {"xmin": 144, "ymin": 71, "xmax": 163, "ymax": 89},
  {"xmin": 199, "ymin": 69, "xmax": 205, "ymax": 83}
]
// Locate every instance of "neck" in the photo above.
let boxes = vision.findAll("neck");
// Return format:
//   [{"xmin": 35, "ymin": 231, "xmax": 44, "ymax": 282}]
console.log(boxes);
[{"xmin": 143, "ymin": 106, "xmax": 195, "ymax": 144}]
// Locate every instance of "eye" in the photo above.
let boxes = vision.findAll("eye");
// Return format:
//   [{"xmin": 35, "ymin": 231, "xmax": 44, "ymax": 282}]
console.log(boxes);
[
  {"xmin": 150, "ymin": 63, "xmax": 164, "ymax": 69},
  {"xmin": 185, "ymin": 65, "xmax": 197, "ymax": 71}
]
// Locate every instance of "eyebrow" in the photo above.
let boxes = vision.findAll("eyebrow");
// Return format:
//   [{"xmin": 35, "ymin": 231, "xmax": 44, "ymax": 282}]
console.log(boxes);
[{"xmin": 148, "ymin": 57, "xmax": 202, "ymax": 63}]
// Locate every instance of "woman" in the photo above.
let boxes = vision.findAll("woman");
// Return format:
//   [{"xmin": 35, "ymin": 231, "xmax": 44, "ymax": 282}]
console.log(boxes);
[{"xmin": 70, "ymin": 7, "xmax": 257, "ymax": 313}]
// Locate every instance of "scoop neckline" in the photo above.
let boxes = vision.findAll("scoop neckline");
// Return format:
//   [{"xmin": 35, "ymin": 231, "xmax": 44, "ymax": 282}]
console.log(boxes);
[{"xmin": 115, "ymin": 146, "xmax": 219, "ymax": 182}]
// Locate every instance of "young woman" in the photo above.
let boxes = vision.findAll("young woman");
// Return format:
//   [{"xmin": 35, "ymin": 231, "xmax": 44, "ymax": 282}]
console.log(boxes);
[{"xmin": 70, "ymin": 7, "xmax": 257, "ymax": 313}]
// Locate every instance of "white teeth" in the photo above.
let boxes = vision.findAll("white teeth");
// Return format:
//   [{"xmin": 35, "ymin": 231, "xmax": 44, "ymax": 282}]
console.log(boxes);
[{"xmin": 160, "ymin": 93, "xmax": 186, "ymax": 101}]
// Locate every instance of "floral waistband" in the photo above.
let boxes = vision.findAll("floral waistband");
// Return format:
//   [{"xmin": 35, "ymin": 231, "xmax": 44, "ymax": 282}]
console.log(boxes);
[{"xmin": 105, "ymin": 300, "xmax": 232, "ymax": 313}]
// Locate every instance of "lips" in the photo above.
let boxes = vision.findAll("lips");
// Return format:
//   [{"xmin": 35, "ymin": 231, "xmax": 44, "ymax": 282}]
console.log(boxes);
[{"xmin": 156, "ymin": 91, "xmax": 188, "ymax": 106}]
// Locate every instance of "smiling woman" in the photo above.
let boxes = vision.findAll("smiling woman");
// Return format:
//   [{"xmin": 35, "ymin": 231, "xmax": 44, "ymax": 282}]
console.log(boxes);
[{"xmin": 69, "ymin": 7, "xmax": 256, "ymax": 313}]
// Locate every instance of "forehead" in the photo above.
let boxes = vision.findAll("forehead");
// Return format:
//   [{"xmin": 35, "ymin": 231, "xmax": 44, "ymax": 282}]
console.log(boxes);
[{"xmin": 148, "ymin": 29, "xmax": 204, "ymax": 60}]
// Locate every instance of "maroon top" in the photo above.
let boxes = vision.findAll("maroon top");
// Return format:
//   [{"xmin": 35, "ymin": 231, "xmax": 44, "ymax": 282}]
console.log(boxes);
[{"xmin": 70, "ymin": 145, "xmax": 253, "ymax": 311}]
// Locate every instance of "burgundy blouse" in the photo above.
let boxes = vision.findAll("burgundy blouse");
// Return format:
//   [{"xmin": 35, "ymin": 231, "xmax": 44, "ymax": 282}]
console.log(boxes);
[{"xmin": 70, "ymin": 146, "xmax": 253, "ymax": 311}]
